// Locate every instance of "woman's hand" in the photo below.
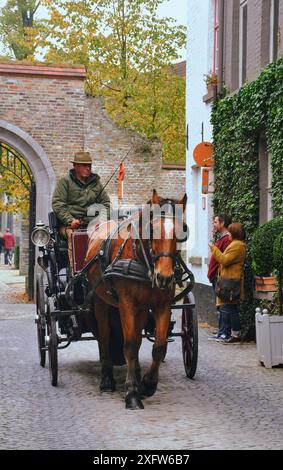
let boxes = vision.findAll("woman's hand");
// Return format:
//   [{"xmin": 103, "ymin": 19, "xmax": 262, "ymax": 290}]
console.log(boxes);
[{"xmin": 208, "ymin": 243, "xmax": 214, "ymax": 250}]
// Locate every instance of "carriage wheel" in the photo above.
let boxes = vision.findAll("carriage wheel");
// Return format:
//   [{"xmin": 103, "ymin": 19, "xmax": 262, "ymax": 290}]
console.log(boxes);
[
  {"xmin": 47, "ymin": 313, "xmax": 58, "ymax": 386},
  {"xmin": 36, "ymin": 273, "xmax": 46, "ymax": 368},
  {"xmin": 181, "ymin": 293, "xmax": 198, "ymax": 379}
]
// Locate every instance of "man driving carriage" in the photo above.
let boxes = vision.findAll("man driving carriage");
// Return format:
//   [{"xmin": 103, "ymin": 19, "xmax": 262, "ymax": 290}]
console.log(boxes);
[{"xmin": 52, "ymin": 151, "xmax": 111, "ymax": 273}]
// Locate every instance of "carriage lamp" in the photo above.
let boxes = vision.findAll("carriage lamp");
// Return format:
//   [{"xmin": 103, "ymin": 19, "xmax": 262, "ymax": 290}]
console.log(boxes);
[{"xmin": 31, "ymin": 221, "xmax": 51, "ymax": 247}]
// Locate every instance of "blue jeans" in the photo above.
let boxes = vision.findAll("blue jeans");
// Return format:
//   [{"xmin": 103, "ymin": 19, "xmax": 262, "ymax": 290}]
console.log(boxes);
[
  {"xmin": 218, "ymin": 309, "xmax": 225, "ymax": 337},
  {"xmin": 4, "ymin": 249, "xmax": 12, "ymax": 265},
  {"xmin": 218, "ymin": 304, "xmax": 241, "ymax": 338}
]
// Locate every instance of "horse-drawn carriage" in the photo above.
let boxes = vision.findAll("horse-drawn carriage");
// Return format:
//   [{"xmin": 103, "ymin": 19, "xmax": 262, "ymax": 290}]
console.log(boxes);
[{"xmin": 33, "ymin": 191, "xmax": 198, "ymax": 409}]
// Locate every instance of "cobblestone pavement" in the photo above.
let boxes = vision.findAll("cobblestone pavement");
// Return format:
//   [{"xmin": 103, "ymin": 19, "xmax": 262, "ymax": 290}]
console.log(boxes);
[
  {"xmin": 0, "ymin": 304, "xmax": 283, "ymax": 451},
  {"xmin": 0, "ymin": 265, "xmax": 27, "ymax": 303}
]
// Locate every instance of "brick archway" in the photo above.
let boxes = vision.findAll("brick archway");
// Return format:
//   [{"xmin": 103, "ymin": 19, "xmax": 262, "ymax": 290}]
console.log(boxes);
[
  {"xmin": 0, "ymin": 122, "xmax": 57, "ymax": 298},
  {"xmin": 0, "ymin": 120, "xmax": 56, "ymax": 222}
]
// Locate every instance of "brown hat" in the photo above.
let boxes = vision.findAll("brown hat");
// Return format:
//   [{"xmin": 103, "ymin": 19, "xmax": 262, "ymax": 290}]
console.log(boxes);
[{"xmin": 71, "ymin": 151, "xmax": 92, "ymax": 164}]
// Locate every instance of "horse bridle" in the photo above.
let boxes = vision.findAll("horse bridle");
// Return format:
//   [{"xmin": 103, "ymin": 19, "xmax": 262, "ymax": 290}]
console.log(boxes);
[
  {"xmin": 131, "ymin": 208, "xmax": 185, "ymax": 284},
  {"xmin": 147, "ymin": 204, "xmax": 186, "ymax": 262},
  {"xmin": 148, "ymin": 219, "xmax": 178, "ymax": 263}
]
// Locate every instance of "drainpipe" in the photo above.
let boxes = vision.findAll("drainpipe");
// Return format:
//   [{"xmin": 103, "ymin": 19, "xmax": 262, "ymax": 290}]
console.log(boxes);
[{"xmin": 217, "ymin": 0, "xmax": 225, "ymax": 98}]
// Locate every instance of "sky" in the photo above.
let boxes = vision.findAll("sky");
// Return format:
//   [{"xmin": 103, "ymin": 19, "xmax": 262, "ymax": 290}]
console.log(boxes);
[
  {"xmin": 0, "ymin": 0, "xmax": 188, "ymax": 60},
  {"xmin": 158, "ymin": 0, "xmax": 187, "ymax": 28},
  {"xmin": 158, "ymin": 0, "xmax": 187, "ymax": 60}
]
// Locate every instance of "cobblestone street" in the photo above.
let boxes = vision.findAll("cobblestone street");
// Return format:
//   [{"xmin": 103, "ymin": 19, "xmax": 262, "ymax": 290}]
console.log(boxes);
[
  {"xmin": 1, "ymin": 0, "xmax": 283, "ymax": 454},
  {"xmin": 1, "ymin": 299, "xmax": 283, "ymax": 450}
]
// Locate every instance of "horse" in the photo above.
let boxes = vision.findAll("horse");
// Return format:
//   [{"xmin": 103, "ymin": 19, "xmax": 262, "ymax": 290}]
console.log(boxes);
[{"xmin": 85, "ymin": 189, "xmax": 187, "ymax": 409}]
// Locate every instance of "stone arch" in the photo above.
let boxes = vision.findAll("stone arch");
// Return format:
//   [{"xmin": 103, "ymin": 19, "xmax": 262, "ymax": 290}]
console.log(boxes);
[{"xmin": 0, "ymin": 119, "xmax": 56, "ymax": 223}]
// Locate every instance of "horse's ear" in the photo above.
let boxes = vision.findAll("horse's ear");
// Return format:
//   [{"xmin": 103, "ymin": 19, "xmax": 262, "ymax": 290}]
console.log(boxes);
[
  {"xmin": 178, "ymin": 193, "xmax": 187, "ymax": 211},
  {"xmin": 151, "ymin": 189, "xmax": 160, "ymax": 205}
]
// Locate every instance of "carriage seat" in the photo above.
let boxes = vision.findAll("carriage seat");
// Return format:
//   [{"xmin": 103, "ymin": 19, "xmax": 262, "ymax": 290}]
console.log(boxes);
[{"xmin": 48, "ymin": 212, "xmax": 89, "ymax": 273}]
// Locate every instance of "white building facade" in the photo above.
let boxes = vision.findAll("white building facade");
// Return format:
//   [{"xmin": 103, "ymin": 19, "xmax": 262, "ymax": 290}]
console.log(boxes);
[{"xmin": 186, "ymin": 0, "xmax": 216, "ymax": 314}]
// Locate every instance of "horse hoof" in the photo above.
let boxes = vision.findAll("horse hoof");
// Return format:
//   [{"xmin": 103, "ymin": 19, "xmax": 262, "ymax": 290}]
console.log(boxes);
[
  {"xmin": 100, "ymin": 376, "xmax": 116, "ymax": 392},
  {"xmin": 125, "ymin": 393, "xmax": 144, "ymax": 410},
  {"xmin": 141, "ymin": 377, "xmax": 157, "ymax": 397}
]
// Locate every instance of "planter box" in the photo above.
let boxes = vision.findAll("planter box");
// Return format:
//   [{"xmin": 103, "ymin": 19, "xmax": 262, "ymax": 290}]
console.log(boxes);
[
  {"xmin": 255, "ymin": 276, "xmax": 277, "ymax": 292},
  {"xmin": 255, "ymin": 309, "xmax": 283, "ymax": 368},
  {"xmin": 254, "ymin": 290, "xmax": 275, "ymax": 301}
]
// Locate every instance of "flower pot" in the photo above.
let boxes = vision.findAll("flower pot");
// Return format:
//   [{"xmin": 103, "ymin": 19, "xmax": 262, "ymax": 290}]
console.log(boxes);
[
  {"xmin": 254, "ymin": 275, "xmax": 277, "ymax": 292},
  {"xmin": 255, "ymin": 308, "xmax": 283, "ymax": 368},
  {"xmin": 206, "ymin": 83, "xmax": 217, "ymax": 95}
]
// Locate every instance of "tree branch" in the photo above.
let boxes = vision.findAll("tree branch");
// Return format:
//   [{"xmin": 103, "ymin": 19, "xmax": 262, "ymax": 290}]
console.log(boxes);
[{"xmin": 33, "ymin": 2, "xmax": 41, "ymax": 15}]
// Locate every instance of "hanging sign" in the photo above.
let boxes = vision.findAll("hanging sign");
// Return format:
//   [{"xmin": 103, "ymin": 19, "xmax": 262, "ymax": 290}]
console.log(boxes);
[{"xmin": 193, "ymin": 141, "xmax": 214, "ymax": 167}]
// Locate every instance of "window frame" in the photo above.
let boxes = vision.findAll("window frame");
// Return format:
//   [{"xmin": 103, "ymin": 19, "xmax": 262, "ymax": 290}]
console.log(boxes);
[
  {"xmin": 239, "ymin": 0, "xmax": 248, "ymax": 86},
  {"xmin": 213, "ymin": 0, "xmax": 219, "ymax": 75},
  {"xmin": 269, "ymin": 0, "xmax": 279, "ymax": 63}
]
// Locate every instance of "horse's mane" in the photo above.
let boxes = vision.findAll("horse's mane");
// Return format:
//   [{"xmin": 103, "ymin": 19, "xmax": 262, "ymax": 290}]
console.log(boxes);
[{"xmin": 146, "ymin": 196, "xmax": 178, "ymax": 207}]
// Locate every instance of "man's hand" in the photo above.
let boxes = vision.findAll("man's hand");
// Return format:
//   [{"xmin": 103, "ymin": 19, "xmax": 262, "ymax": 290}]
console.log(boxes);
[{"xmin": 70, "ymin": 219, "xmax": 81, "ymax": 229}]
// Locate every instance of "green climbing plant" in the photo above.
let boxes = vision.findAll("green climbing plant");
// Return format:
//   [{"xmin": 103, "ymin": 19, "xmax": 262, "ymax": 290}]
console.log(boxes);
[{"xmin": 211, "ymin": 56, "xmax": 283, "ymax": 338}]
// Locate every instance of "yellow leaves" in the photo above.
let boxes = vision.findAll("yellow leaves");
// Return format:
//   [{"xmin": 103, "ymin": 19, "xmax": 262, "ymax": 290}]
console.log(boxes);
[
  {"xmin": 0, "ymin": 0, "xmax": 50, "ymax": 60},
  {"xmin": 41, "ymin": 1, "xmax": 186, "ymax": 163},
  {"xmin": 0, "ymin": 145, "xmax": 31, "ymax": 216}
]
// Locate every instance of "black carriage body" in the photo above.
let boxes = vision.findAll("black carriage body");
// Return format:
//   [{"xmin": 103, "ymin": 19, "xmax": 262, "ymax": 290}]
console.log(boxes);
[{"xmin": 37, "ymin": 213, "xmax": 93, "ymax": 332}]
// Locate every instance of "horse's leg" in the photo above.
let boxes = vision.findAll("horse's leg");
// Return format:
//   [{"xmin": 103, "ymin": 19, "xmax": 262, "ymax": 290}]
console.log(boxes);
[
  {"xmin": 141, "ymin": 305, "xmax": 171, "ymax": 397},
  {"xmin": 94, "ymin": 296, "xmax": 116, "ymax": 392},
  {"xmin": 119, "ymin": 300, "xmax": 144, "ymax": 410},
  {"xmin": 134, "ymin": 309, "xmax": 148, "ymax": 387}
]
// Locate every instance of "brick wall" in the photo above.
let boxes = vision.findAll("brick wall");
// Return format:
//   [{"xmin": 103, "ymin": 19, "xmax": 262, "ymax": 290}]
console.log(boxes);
[
  {"xmin": 246, "ymin": 0, "xmax": 263, "ymax": 82},
  {"xmin": 0, "ymin": 71, "xmax": 86, "ymax": 177},
  {"xmin": 279, "ymin": 0, "xmax": 283, "ymax": 57},
  {"xmin": 223, "ymin": 0, "xmax": 283, "ymax": 93},
  {"xmin": 84, "ymin": 97, "xmax": 185, "ymax": 207},
  {"xmin": 260, "ymin": 0, "xmax": 272, "ymax": 68},
  {"xmin": 223, "ymin": 0, "xmax": 240, "ymax": 93},
  {"xmin": 0, "ymin": 63, "xmax": 185, "ymax": 280},
  {"xmin": 0, "ymin": 65, "xmax": 185, "ymax": 206}
]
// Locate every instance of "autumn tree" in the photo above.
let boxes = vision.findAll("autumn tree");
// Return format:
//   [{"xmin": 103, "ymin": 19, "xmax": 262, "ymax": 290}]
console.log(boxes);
[
  {"xmin": 0, "ymin": 145, "xmax": 31, "ymax": 216},
  {"xmin": 43, "ymin": 0, "xmax": 186, "ymax": 162},
  {"xmin": 0, "ymin": 0, "xmax": 44, "ymax": 60}
]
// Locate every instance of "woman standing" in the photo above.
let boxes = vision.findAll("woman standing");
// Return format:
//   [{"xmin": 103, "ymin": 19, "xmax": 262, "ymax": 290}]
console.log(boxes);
[{"xmin": 209, "ymin": 223, "xmax": 246, "ymax": 343}]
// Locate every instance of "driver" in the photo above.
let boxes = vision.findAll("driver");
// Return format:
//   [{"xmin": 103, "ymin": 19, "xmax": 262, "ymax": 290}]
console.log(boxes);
[{"xmin": 52, "ymin": 151, "xmax": 111, "ymax": 273}]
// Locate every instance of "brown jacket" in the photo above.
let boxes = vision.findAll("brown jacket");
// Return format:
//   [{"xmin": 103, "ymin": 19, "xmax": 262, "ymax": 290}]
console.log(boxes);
[{"xmin": 210, "ymin": 239, "xmax": 246, "ymax": 305}]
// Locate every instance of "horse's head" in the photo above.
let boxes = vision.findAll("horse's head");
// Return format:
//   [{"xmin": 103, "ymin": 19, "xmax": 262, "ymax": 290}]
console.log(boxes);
[{"xmin": 147, "ymin": 189, "xmax": 187, "ymax": 289}]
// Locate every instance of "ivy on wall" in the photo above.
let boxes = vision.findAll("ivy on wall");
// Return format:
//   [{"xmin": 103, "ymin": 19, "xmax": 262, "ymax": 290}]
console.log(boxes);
[{"xmin": 211, "ymin": 56, "xmax": 283, "ymax": 338}]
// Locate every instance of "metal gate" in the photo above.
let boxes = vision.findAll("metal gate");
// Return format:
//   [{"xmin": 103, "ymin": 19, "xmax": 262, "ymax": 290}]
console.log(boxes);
[{"xmin": 0, "ymin": 143, "xmax": 36, "ymax": 299}]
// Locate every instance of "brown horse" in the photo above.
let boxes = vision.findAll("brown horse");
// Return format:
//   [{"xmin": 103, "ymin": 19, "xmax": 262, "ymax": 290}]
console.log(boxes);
[{"xmin": 85, "ymin": 189, "xmax": 187, "ymax": 409}]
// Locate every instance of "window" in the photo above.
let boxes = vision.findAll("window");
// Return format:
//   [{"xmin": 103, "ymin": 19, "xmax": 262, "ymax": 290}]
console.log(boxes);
[
  {"xmin": 213, "ymin": 0, "xmax": 219, "ymax": 75},
  {"xmin": 269, "ymin": 0, "xmax": 279, "ymax": 62},
  {"xmin": 239, "ymin": 0, "xmax": 248, "ymax": 86},
  {"xmin": 259, "ymin": 136, "xmax": 273, "ymax": 224}
]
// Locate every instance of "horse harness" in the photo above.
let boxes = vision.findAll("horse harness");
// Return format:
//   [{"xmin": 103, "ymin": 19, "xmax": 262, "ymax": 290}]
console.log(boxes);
[{"xmin": 66, "ymin": 208, "xmax": 192, "ymax": 305}]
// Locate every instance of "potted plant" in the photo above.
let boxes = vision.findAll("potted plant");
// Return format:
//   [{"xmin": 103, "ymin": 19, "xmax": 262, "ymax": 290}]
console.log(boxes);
[
  {"xmin": 203, "ymin": 70, "xmax": 218, "ymax": 93},
  {"xmin": 251, "ymin": 216, "xmax": 283, "ymax": 293},
  {"xmin": 254, "ymin": 222, "xmax": 283, "ymax": 368}
]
